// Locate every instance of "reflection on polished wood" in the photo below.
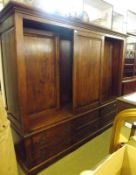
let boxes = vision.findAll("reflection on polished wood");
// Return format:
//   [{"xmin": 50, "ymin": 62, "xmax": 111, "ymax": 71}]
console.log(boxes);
[
  {"xmin": 24, "ymin": 29, "xmax": 60, "ymax": 114},
  {"xmin": 73, "ymin": 31, "xmax": 103, "ymax": 111}
]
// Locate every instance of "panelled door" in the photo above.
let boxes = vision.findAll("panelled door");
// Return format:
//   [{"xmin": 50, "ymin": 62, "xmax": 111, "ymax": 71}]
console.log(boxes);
[
  {"xmin": 73, "ymin": 30, "xmax": 104, "ymax": 111},
  {"xmin": 24, "ymin": 29, "xmax": 60, "ymax": 116}
]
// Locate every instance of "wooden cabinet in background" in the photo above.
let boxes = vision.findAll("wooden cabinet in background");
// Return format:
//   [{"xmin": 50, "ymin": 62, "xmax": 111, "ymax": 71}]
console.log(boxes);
[
  {"xmin": 122, "ymin": 78, "xmax": 136, "ymax": 95},
  {"xmin": 0, "ymin": 2, "xmax": 126, "ymax": 175},
  {"xmin": 122, "ymin": 35, "xmax": 136, "ymax": 95}
]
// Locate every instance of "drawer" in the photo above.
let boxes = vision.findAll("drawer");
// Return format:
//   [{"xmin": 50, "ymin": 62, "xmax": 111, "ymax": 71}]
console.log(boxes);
[
  {"xmin": 75, "ymin": 118, "xmax": 100, "ymax": 141},
  {"xmin": 101, "ymin": 102, "xmax": 117, "ymax": 116},
  {"xmin": 73, "ymin": 110, "xmax": 99, "ymax": 129},
  {"xmin": 45, "ymin": 122, "xmax": 72, "ymax": 157},
  {"xmin": 30, "ymin": 121, "xmax": 72, "ymax": 165},
  {"xmin": 101, "ymin": 110, "xmax": 116, "ymax": 126},
  {"xmin": 100, "ymin": 102, "xmax": 117, "ymax": 126},
  {"xmin": 73, "ymin": 110, "xmax": 100, "ymax": 141}
]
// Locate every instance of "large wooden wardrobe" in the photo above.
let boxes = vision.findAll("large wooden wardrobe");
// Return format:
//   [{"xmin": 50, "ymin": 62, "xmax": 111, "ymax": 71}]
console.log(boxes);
[{"xmin": 0, "ymin": 2, "xmax": 126, "ymax": 175}]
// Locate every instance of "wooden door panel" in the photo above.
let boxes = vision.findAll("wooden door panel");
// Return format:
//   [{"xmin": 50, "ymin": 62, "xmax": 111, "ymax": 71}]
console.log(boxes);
[
  {"xmin": 24, "ymin": 30, "xmax": 59, "ymax": 115},
  {"xmin": 73, "ymin": 31, "xmax": 103, "ymax": 111},
  {"xmin": 1, "ymin": 29, "xmax": 20, "ymax": 120}
]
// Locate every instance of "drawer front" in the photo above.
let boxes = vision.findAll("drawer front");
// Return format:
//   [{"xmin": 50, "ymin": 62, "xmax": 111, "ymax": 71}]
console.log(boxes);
[
  {"xmin": 75, "ymin": 118, "xmax": 100, "ymax": 140},
  {"xmin": 100, "ymin": 102, "xmax": 117, "ymax": 126},
  {"xmin": 73, "ymin": 110, "xmax": 99, "ymax": 128},
  {"xmin": 73, "ymin": 110, "xmax": 100, "ymax": 141},
  {"xmin": 29, "ymin": 121, "xmax": 72, "ymax": 166},
  {"xmin": 45, "ymin": 122, "xmax": 72, "ymax": 157}
]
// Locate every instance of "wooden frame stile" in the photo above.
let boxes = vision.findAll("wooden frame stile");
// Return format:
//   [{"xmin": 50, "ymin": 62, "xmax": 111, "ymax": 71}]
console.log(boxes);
[
  {"xmin": 55, "ymin": 33, "xmax": 60, "ymax": 109},
  {"xmin": 73, "ymin": 30, "xmax": 78, "ymax": 111},
  {"xmin": 14, "ymin": 13, "xmax": 29, "ymax": 134},
  {"xmin": 99, "ymin": 35, "xmax": 105, "ymax": 104}
]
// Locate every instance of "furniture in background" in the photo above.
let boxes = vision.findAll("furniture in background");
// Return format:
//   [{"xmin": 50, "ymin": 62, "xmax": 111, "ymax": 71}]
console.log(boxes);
[
  {"xmin": 122, "ymin": 78, "xmax": 136, "ymax": 95},
  {"xmin": 117, "ymin": 92, "xmax": 136, "ymax": 112},
  {"xmin": 122, "ymin": 34, "xmax": 136, "ymax": 95},
  {"xmin": 0, "ymin": 1, "xmax": 126, "ymax": 175}
]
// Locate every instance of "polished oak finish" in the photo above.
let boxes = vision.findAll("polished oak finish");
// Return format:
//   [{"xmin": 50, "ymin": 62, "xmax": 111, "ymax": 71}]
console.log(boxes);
[
  {"xmin": 0, "ymin": 2, "xmax": 126, "ymax": 175},
  {"xmin": 1, "ymin": 28, "xmax": 21, "ymax": 126},
  {"xmin": 73, "ymin": 31, "xmax": 103, "ymax": 111},
  {"xmin": 24, "ymin": 29, "xmax": 60, "ymax": 115},
  {"xmin": 102, "ymin": 37, "xmax": 123, "ymax": 101}
]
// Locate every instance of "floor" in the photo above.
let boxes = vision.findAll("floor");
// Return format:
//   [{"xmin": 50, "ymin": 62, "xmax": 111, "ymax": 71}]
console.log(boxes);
[
  {"xmin": 0, "ymin": 93, "xmax": 18, "ymax": 175},
  {"xmin": 18, "ymin": 128, "xmax": 112, "ymax": 175}
]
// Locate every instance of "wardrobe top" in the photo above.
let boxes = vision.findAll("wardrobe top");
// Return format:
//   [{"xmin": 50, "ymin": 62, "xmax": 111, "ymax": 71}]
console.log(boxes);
[{"xmin": 0, "ymin": 1, "xmax": 127, "ymax": 38}]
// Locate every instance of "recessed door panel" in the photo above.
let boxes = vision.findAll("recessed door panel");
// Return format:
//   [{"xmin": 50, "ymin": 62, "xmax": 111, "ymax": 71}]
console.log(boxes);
[
  {"xmin": 24, "ymin": 30, "xmax": 59, "ymax": 115},
  {"xmin": 73, "ymin": 31, "xmax": 103, "ymax": 111}
]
